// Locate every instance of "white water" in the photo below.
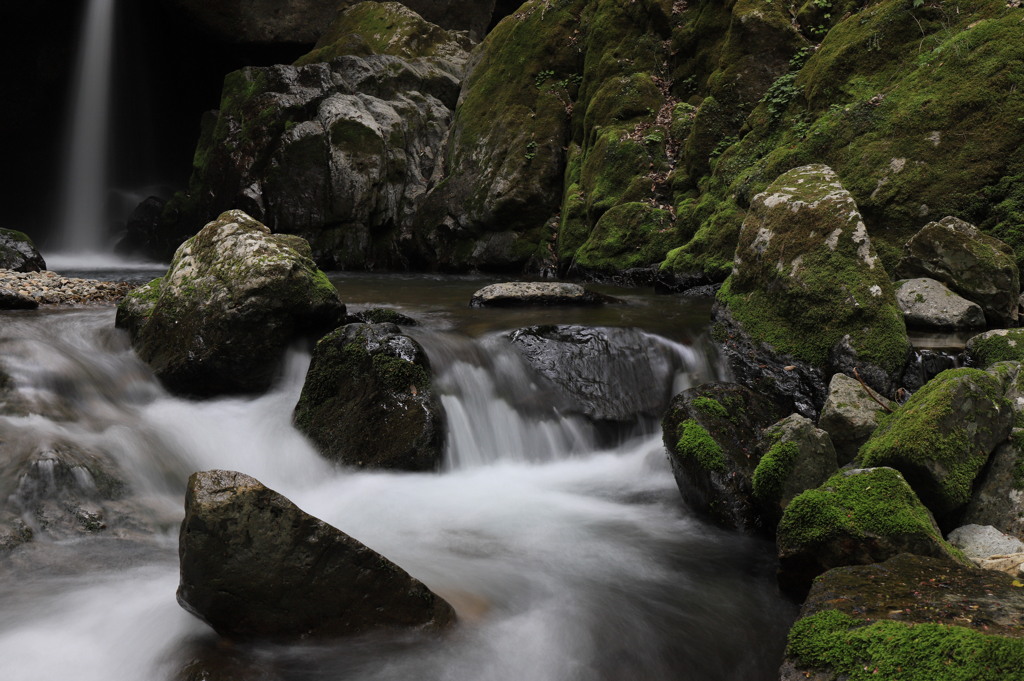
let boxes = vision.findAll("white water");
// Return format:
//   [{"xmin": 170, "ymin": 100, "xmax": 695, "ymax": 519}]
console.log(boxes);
[
  {"xmin": 0, "ymin": 309, "xmax": 794, "ymax": 680},
  {"xmin": 55, "ymin": 0, "xmax": 117, "ymax": 254}
]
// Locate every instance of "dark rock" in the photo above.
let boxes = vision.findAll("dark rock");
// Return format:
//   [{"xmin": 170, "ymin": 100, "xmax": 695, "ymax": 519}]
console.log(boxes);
[
  {"xmin": 352, "ymin": 307, "xmax": 418, "ymax": 326},
  {"xmin": 780, "ymin": 554, "xmax": 1024, "ymax": 681},
  {"xmin": 177, "ymin": 470, "xmax": 456, "ymax": 640},
  {"xmin": 115, "ymin": 196, "xmax": 167, "ymax": 258},
  {"xmin": 0, "ymin": 229, "xmax": 46, "ymax": 272},
  {"xmin": 469, "ymin": 282, "xmax": 615, "ymax": 308},
  {"xmin": 751, "ymin": 414, "xmax": 838, "ymax": 524},
  {"xmin": 895, "ymin": 216, "xmax": 1020, "ymax": 327},
  {"xmin": 116, "ymin": 210, "xmax": 345, "ymax": 397},
  {"xmin": 293, "ymin": 323, "xmax": 445, "ymax": 471},
  {"xmin": 858, "ymin": 368, "xmax": 1014, "ymax": 519},
  {"xmin": 508, "ymin": 325, "xmax": 686, "ymax": 423},
  {"xmin": 661, "ymin": 382, "xmax": 785, "ymax": 534},
  {"xmin": 899, "ymin": 347, "xmax": 960, "ymax": 393},
  {"xmin": 894, "ymin": 277, "xmax": 986, "ymax": 330},
  {"xmin": 962, "ymin": 430, "xmax": 1024, "ymax": 542},
  {"xmin": 776, "ymin": 467, "xmax": 964, "ymax": 598},
  {"xmin": 816, "ymin": 373, "xmax": 895, "ymax": 465},
  {"xmin": 0, "ymin": 289, "xmax": 38, "ymax": 310}
]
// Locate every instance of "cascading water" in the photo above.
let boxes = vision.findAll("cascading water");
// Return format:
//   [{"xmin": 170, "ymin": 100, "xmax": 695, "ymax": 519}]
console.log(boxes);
[
  {"xmin": 0, "ymin": 278, "xmax": 796, "ymax": 681},
  {"xmin": 55, "ymin": 0, "xmax": 117, "ymax": 256}
]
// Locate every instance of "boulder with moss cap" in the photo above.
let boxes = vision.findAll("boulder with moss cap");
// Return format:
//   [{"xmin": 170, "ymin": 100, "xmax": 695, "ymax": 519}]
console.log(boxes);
[
  {"xmin": 714, "ymin": 164, "xmax": 910, "ymax": 418},
  {"xmin": 661, "ymin": 382, "xmax": 785, "ymax": 534},
  {"xmin": 965, "ymin": 328, "xmax": 1024, "ymax": 368},
  {"xmin": 0, "ymin": 229, "xmax": 45, "ymax": 272},
  {"xmin": 117, "ymin": 210, "xmax": 344, "ymax": 397}
]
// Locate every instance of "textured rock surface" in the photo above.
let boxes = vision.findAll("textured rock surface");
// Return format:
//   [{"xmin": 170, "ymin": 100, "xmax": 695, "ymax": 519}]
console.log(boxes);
[
  {"xmin": 661, "ymin": 382, "xmax": 785, "ymax": 534},
  {"xmin": 966, "ymin": 329, "xmax": 1024, "ymax": 367},
  {"xmin": 470, "ymin": 282, "xmax": 613, "ymax": 308},
  {"xmin": 947, "ymin": 524, "xmax": 1024, "ymax": 562},
  {"xmin": 0, "ymin": 229, "xmax": 46, "ymax": 272},
  {"xmin": 816, "ymin": 372, "xmax": 894, "ymax": 464},
  {"xmin": 779, "ymin": 554, "xmax": 1024, "ymax": 681},
  {"xmin": 116, "ymin": 210, "xmax": 344, "ymax": 397},
  {"xmin": 896, "ymin": 216, "xmax": 1020, "ymax": 327},
  {"xmin": 293, "ymin": 323, "xmax": 445, "ymax": 471},
  {"xmin": 714, "ymin": 165, "xmax": 909, "ymax": 416},
  {"xmin": 177, "ymin": 469, "xmax": 456, "ymax": 639},
  {"xmin": 894, "ymin": 277, "xmax": 986, "ymax": 330},
  {"xmin": 962, "ymin": 431, "xmax": 1024, "ymax": 542},
  {"xmin": 776, "ymin": 467, "xmax": 962, "ymax": 598},
  {"xmin": 751, "ymin": 414, "xmax": 838, "ymax": 523},
  {"xmin": 858, "ymin": 368, "xmax": 1014, "ymax": 519}
]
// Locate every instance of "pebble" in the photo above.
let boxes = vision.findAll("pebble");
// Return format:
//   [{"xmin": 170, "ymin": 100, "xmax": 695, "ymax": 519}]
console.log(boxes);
[{"xmin": 0, "ymin": 268, "xmax": 136, "ymax": 307}]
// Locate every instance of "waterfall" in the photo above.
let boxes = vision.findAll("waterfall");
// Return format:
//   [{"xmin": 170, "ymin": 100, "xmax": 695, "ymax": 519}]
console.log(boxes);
[{"xmin": 55, "ymin": 0, "xmax": 117, "ymax": 254}]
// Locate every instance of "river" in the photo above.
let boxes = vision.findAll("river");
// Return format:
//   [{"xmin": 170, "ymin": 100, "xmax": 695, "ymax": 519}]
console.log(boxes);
[{"xmin": 0, "ymin": 271, "xmax": 797, "ymax": 681}]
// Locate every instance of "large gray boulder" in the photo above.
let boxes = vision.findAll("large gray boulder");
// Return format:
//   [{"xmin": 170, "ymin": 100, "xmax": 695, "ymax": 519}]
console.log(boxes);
[
  {"xmin": 116, "ymin": 210, "xmax": 345, "ymax": 397},
  {"xmin": 177, "ymin": 470, "xmax": 456, "ymax": 640},
  {"xmin": 293, "ymin": 323, "xmax": 445, "ymax": 471},
  {"xmin": 947, "ymin": 524, "xmax": 1024, "ymax": 563},
  {"xmin": 894, "ymin": 277, "xmax": 985, "ymax": 330},
  {"xmin": 713, "ymin": 164, "xmax": 910, "ymax": 417},
  {"xmin": 816, "ymin": 372, "xmax": 895, "ymax": 465},
  {"xmin": 0, "ymin": 229, "xmax": 45, "ymax": 272},
  {"xmin": 895, "ymin": 216, "xmax": 1020, "ymax": 327}
]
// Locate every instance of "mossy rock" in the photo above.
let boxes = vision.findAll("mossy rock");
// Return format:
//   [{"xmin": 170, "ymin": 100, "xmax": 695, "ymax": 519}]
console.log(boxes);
[
  {"xmin": 752, "ymin": 413, "xmax": 838, "ymax": 523},
  {"xmin": 293, "ymin": 322, "xmax": 445, "ymax": 471},
  {"xmin": 573, "ymin": 202, "xmax": 677, "ymax": 277},
  {"xmin": 857, "ymin": 367, "xmax": 1014, "ymax": 519},
  {"xmin": 966, "ymin": 329, "xmax": 1024, "ymax": 368},
  {"xmin": 776, "ymin": 467, "xmax": 966, "ymax": 598},
  {"xmin": 662, "ymin": 382, "xmax": 786, "ymax": 534},
  {"xmin": 0, "ymin": 228, "xmax": 46, "ymax": 272},
  {"xmin": 781, "ymin": 553, "xmax": 1024, "ymax": 681}
]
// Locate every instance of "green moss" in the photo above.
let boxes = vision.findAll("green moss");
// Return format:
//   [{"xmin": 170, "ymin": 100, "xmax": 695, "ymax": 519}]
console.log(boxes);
[
  {"xmin": 752, "ymin": 441, "xmax": 800, "ymax": 501},
  {"xmin": 574, "ymin": 203, "xmax": 679, "ymax": 273},
  {"xmin": 788, "ymin": 609, "xmax": 1024, "ymax": 681},
  {"xmin": 675, "ymin": 419, "xmax": 727, "ymax": 474},
  {"xmin": 691, "ymin": 396, "xmax": 729, "ymax": 419},
  {"xmin": 372, "ymin": 353, "xmax": 429, "ymax": 393},
  {"xmin": 969, "ymin": 330, "xmax": 1024, "ymax": 367}
]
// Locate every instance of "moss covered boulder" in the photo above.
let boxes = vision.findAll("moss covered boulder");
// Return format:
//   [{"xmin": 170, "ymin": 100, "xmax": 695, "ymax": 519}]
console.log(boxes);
[
  {"xmin": 0, "ymin": 229, "xmax": 45, "ymax": 272},
  {"xmin": 896, "ymin": 216, "xmax": 1020, "ymax": 327},
  {"xmin": 714, "ymin": 164, "xmax": 910, "ymax": 416},
  {"xmin": 293, "ymin": 322, "xmax": 445, "ymax": 471},
  {"xmin": 857, "ymin": 368, "xmax": 1014, "ymax": 519},
  {"xmin": 661, "ymin": 382, "xmax": 785, "ymax": 533},
  {"xmin": 776, "ymin": 467, "xmax": 964, "ymax": 598},
  {"xmin": 752, "ymin": 414, "xmax": 838, "ymax": 524},
  {"xmin": 780, "ymin": 554, "xmax": 1024, "ymax": 681},
  {"xmin": 966, "ymin": 329, "xmax": 1024, "ymax": 367},
  {"xmin": 117, "ymin": 210, "xmax": 345, "ymax": 397}
]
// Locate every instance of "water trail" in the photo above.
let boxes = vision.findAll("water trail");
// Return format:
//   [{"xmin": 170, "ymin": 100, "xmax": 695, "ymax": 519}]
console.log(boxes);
[{"xmin": 55, "ymin": 0, "xmax": 117, "ymax": 254}]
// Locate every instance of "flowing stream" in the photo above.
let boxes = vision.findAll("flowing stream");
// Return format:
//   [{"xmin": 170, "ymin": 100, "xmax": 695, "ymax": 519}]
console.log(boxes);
[{"xmin": 0, "ymin": 274, "xmax": 796, "ymax": 681}]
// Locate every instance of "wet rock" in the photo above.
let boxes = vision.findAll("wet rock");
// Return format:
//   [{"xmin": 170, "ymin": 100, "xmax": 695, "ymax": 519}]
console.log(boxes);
[
  {"xmin": 947, "ymin": 524, "xmax": 1024, "ymax": 563},
  {"xmin": 470, "ymin": 282, "xmax": 615, "ymax": 308},
  {"xmin": 713, "ymin": 164, "xmax": 910, "ymax": 417},
  {"xmin": 858, "ymin": 368, "xmax": 1014, "ymax": 519},
  {"xmin": 776, "ymin": 467, "xmax": 963, "ymax": 598},
  {"xmin": 0, "ymin": 288, "xmax": 38, "ymax": 310},
  {"xmin": 962, "ymin": 430, "xmax": 1024, "ymax": 542},
  {"xmin": 816, "ymin": 373, "xmax": 895, "ymax": 465},
  {"xmin": 780, "ymin": 554, "xmax": 1024, "ymax": 681},
  {"xmin": 965, "ymin": 328, "xmax": 1024, "ymax": 367},
  {"xmin": 508, "ymin": 325, "xmax": 685, "ymax": 423},
  {"xmin": 351, "ymin": 307, "xmax": 418, "ymax": 326},
  {"xmin": 177, "ymin": 470, "xmax": 456, "ymax": 640},
  {"xmin": 0, "ymin": 228, "xmax": 46, "ymax": 272},
  {"xmin": 117, "ymin": 210, "xmax": 345, "ymax": 397},
  {"xmin": 661, "ymin": 382, "xmax": 785, "ymax": 534},
  {"xmin": 293, "ymin": 323, "xmax": 445, "ymax": 471},
  {"xmin": 894, "ymin": 277, "xmax": 986, "ymax": 330},
  {"xmin": 895, "ymin": 216, "xmax": 1020, "ymax": 327},
  {"xmin": 751, "ymin": 414, "xmax": 838, "ymax": 523}
]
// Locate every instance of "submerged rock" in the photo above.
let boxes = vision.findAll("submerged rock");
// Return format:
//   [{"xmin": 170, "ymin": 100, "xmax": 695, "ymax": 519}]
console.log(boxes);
[
  {"xmin": 0, "ymin": 228, "xmax": 45, "ymax": 272},
  {"xmin": 895, "ymin": 216, "xmax": 1020, "ymax": 327},
  {"xmin": 116, "ymin": 210, "xmax": 345, "ymax": 397},
  {"xmin": 469, "ymin": 282, "xmax": 615, "ymax": 308},
  {"xmin": 177, "ymin": 470, "xmax": 456, "ymax": 640},
  {"xmin": 293, "ymin": 323, "xmax": 445, "ymax": 471},
  {"xmin": 816, "ymin": 372, "xmax": 895, "ymax": 465},
  {"xmin": 894, "ymin": 277, "xmax": 986, "ymax": 330}
]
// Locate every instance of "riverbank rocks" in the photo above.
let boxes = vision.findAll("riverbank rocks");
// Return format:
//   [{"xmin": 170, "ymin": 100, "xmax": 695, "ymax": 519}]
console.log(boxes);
[
  {"xmin": 0, "ymin": 229, "xmax": 45, "ymax": 272},
  {"xmin": 0, "ymin": 270, "xmax": 135, "ymax": 307},
  {"xmin": 895, "ymin": 216, "xmax": 1020, "ymax": 327},
  {"xmin": 751, "ymin": 414, "xmax": 838, "ymax": 523},
  {"xmin": 713, "ymin": 165, "xmax": 910, "ymax": 417},
  {"xmin": 776, "ymin": 467, "xmax": 963, "ymax": 598},
  {"xmin": 177, "ymin": 470, "xmax": 456, "ymax": 640},
  {"xmin": 293, "ymin": 323, "xmax": 444, "ymax": 471},
  {"xmin": 857, "ymin": 368, "xmax": 1014, "ymax": 519},
  {"xmin": 965, "ymin": 328, "xmax": 1024, "ymax": 367},
  {"xmin": 962, "ymin": 431, "xmax": 1024, "ymax": 542},
  {"xmin": 779, "ymin": 554, "xmax": 1024, "ymax": 681},
  {"xmin": 894, "ymin": 277, "xmax": 986, "ymax": 330},
  {"xmin": 662, "ymin": 382, "xmax": 784, "ymax": 533},
  {"xmin": 816, "ymin": 373, "xmax": 895, "ymax": 464},
  {"xmin": 116, "ymin": 210, "xmax": 344, "ymax": 397},
  {"xmin": 469, "ymin": 282, "xmax": 614, "ymax": 308}
]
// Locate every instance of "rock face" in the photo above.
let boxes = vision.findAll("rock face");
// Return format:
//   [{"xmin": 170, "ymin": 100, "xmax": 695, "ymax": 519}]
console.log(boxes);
[
  {"xmin": 947, "ymin": 524, "xmax": 1024, "ymax": 563},
  {"xmin": 751, "ymin": 414, "xmax": 838, "ymax": 523},
  {"xmin": 293, "ymin": 323, "xmax": 445, "ymax": 471},
  {"xmin": 469, "ymin": 282, "xmax": 613, "ymax": 308},
  {"xmin": 780, "ymin": 554, "xmax": 1024, "ymax": 681},
  {"xmin": 177, "ymin": 470, "xmax": 456, "ymax": 639},
  {"xmin": 0, "ymin": 229, "xmax": 46, "ymax": 272},
  {"xmin": 116, "ymin": 210, "xmax": 345, "ymax": 397},
  {"xmin": 858, "ymin": 368, "xmax": 1014, "ymax": 519},
  {"xmin": 776, "ymin": 467, "xmax": 962, "ymax": 598},
  {"xmin": 894, "ymin": 277, "xmax": 986, "ymax": 330},
  {"xmin": 895, "ymin": 216, "xmax": 1020, "ymax": 327},
  {"xmin": 661, "ymin": 382, "xmax": 785, "ymax": 534},
  {"xmin": 816, "ymin": 372, "xmax": 894, "ymax": 465},
  {"xmin": 962, "ymin": 431, "xmax": 1024, "ymax": 542},
  {"xmin": 507, "ymin": 325, "xmax": 685, "ymax": 422},
  {"xmin": 965, "ymin": 329, "xmax": 1024, "ymax": 367}
]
